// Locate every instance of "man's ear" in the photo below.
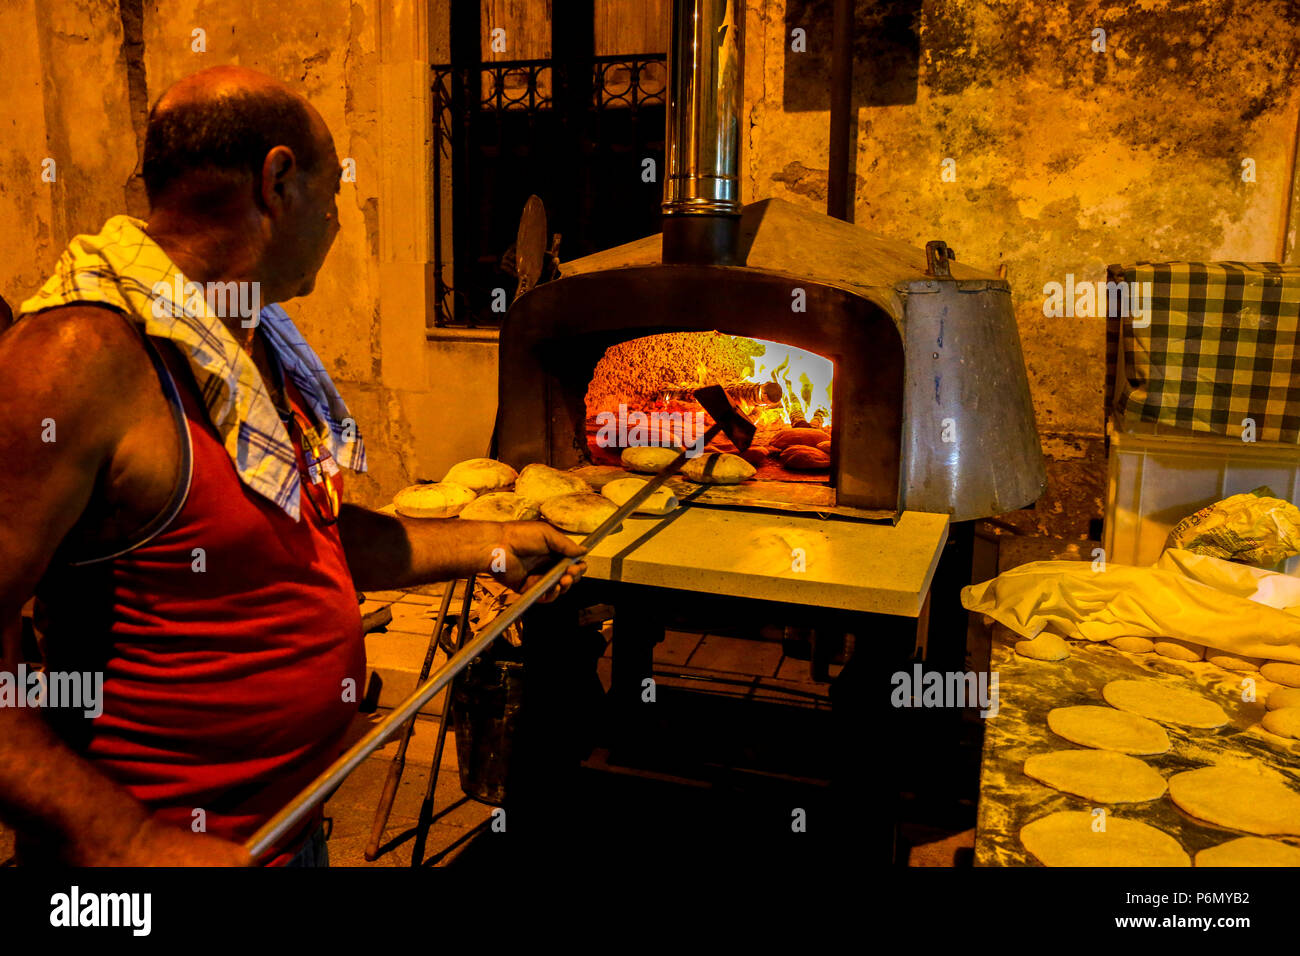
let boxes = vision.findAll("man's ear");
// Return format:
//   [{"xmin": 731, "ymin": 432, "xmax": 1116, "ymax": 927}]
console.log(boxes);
[{"xmin": 259, "ymin": 145, "xmax": 298, "ymax": 213}]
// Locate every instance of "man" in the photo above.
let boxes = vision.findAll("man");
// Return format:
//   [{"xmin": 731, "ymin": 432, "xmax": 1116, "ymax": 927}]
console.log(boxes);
[{"xmin": 0, "ymin": 66, "xmax": 586, "ymax": 866}]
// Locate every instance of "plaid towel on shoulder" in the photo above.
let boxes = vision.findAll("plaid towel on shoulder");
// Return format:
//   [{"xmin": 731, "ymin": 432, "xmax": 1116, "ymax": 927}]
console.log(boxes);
[
  {"xmin": 19, "ymin": 215, "xmax": 366, "ymax": 520},
  {"xmin": 1108, "ymin": 261, "xmax": 1300, "ymax": 443}
]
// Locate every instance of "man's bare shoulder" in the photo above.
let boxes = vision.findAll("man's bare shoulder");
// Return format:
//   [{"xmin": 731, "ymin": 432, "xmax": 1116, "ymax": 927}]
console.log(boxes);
[{"xmin": 0, "ymin": 304, "xmax": 155, "ymax": 399}]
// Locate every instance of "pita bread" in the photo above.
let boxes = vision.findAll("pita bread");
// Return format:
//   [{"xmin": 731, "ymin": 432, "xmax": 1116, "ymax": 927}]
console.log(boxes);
[
  {"xmin": 541, "ymin": 492, "xmax": 619, "ymax": 534},
  {"xmin": 442, "ymin": 457, "xmax": 518, "ymax": 493},
  {"xmin": 621, "ymin": 446, "xmax": 681, "ymax": 473},
  {"xmin": 571, "ymin": 465, "xmax": 629, "ymax": 491},
  {"xmin": 514, "ymin": 464, "xmax": 590, "ymax": 502},
  {"xmin": 680, "ymin": 452, "xmax": 756, "ymax": 485},
  {"xmin": 459, "ymin": 492, "xmax": 541, "ymax": 522},
  {"xmin": 601, "ymin": 477, "xmax": 678, "ymax": 515},
  {"xmin": 393, "ymin": 482, "xmax": 477, "ymax": 518}
]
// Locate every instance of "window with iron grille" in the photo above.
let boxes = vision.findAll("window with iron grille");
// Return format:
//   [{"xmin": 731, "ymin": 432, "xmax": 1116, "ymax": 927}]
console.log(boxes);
[{"xmin": 432, "ymin": 1, "xmax": 668, "ymax": 328}]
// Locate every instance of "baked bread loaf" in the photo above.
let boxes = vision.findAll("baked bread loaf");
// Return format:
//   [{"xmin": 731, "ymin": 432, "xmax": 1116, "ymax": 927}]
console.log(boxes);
[
  {"xmin": 680, "ymin": 452, "xmax": 756, "ymax": 484},
  {"xmin": 393, "ymin": 482, "xmax": 477, "ymax": 518},
  {"xmin": 442, "ymin": 457, "xmax": 518, "ymax": 493},
  {"xmin": 515, "ymin": 463, "xmax": 590, "ymax": 502},
  {"xmin": 621, "ymin": 446, "xmax": 681, "ymax": 473},
  {"xmin": 459, "ymin": 492, "xmax": 541, "ymax": 522},
  {"xmin": 541, "ymin": 492, "xmax": 619, "ymax": 534},
  {"xmin": 772, "ymin": 427, "xmax": 830, "ymax": 450},
  {"xmin": 779, "ymin": 445, "xmax": 831, "ymax": 470},
  {"xmin": 571, "ymin": 465, "xmax": 629, "ymax": 491},
  {"xmin": 601, "ymin": 477, "xmax": 678, "ymax": 515}
]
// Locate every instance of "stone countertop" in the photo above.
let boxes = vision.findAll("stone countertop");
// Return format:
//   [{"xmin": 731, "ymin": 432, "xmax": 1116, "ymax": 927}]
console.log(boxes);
[
  {"xmin": 571, "ymin": 506, "xmax": 949, "ymax": 617},
  {"xmin": 976, "ymin": 629, "xmax": 1300, "ymax": 866}
]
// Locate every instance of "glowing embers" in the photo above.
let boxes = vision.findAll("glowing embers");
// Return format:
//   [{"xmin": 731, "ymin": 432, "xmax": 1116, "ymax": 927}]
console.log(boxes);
[{"xmin": 584, "ymin": 331, "xmax": 834, "ymax": 483}]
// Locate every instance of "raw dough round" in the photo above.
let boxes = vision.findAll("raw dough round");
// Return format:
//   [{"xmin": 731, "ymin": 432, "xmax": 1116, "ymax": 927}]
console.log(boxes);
[
  {"xmin": 1109, "ymin": 636, "xmax": 1154, "ymax": 653},
  {"xmin": 1194, "ymin": 836, "xmax": 1300, "ymax": 867},
  {"xmin": 601, "ymin": 477, "xmax": 678, "ymax": 515},
  {"xmin": 1015, "ymin": 633, "xmax": 1071, "ymax": 661},
  {"xmin": 1047, "ymin": 706, "xmax": 1171, "ymax": 755},
  {"xmin": 621, "ymin": 446, "xmax": 682, "ymax": 473},
  {"xmin": 1153, "ymin": 638, "xmax": 1205, "ymax": 662},
  {"xmin": 1207, "ymin": 652, "xmax": 1263, "ymax": 673},
  {"xmin": 570, "ymin": 465, "xmax": 628, "ymax": 491},
  {"xmin": 1020, "ymin": 811, "xmax": 1189, "ymax": 867},
  {"xmin": 393, "ymin": 481, "xmax": 477, "ymax": 518},
  {"xmin": 442, "ymin": 457, "xmax": 517, "ymax": 493},
  {"xmin": 1266, "ymin": 686, "xmax": 1300, "ymax": 711},
  {"xmin": 1101, "ymin": 679, "xmax": 1229, "ymax": 729},
  {"xmin": 458, "ymin": 492, "xmax": 540, "ymax": 522},
  {"xmin": 1023, "ymin": 750, "xmax": 1167, "ymax": 803},
  {"xmin": 1261, "ymin": 707, "xmax": 1300, "ymax": 740},
  {"xmin": 1260, "ymin": 662, "xmax": 1300, "ymax": 687},
  {"xmin": 679, "ymin": 452, "xmax": 756, "ymax": 485},
  {"xmin": 1168, "ymin": 767, "xmax": 1300, "ymax": 836},
  {"xmin": 515, "ymin": 464, "xmax": 591, "ymax": 503},
  {"xmin": 540, "ymin": 492, "xmax": 619, "ymax": 534}
]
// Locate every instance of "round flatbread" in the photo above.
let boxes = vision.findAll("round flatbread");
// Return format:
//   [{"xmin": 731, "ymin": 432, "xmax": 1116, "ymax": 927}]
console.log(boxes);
[
  {"xmin": 1207, "ymin": 652, "xmax": 1262, "ymax": 673},
  {"xmin": 393, "ymin": 481, "xmax": 477, "ymax": 518},
  {"xmin": 601, "ymin": 477, "xmax": 678, "ymax": 515},
  {"xmin": 621, "ymin": 446, "xmax": 682, "ymax": 473},
  {"xmin": 1101, "ymin": 679, "xmax": 1229, "ymax": 729},
  {"xmin": 458, "ymin": 492, "xmax": 540, "ymax": 522},
  {"xmin": 571, "ymin": 465, "xmax": 628, "ymax": 491},
  {"xmin": 1261, "ymin": 707, "xmax": 1300, "ymax": 740},
  {"xmin": 1109, "ymin": 636, "xmax": 1154, "ymax": 653},
  {"xmin": 514, "ymin": 464, "xmax": 590, "ymax": 503},
  {"xmin": 1153, "ymin": 638, "xmax": 1204, "ymax": 662},
  {"xmin": 1266, "ymin": 686, "xmax": 1300, "ymax": 711},
  {"xmin": 1047, "ymin": 706, "xmax": 1171, "ymax": 755},
  {"xmin": 541, "ymin": 492, "xmax": 619, "ymax": 534},
  {"xmin": 1020, "ymin": 811, "xmax": 1189, "ymax": 867},
  {"xmin": 1023, "ymin": 750, "xmax": 1167, "ymax": 803},
  {"xmin": 1168, "ymin": 766, "xmax": 1300, "ymax": 836},
  {"xmin": 442, "ymin": 457, "xmax": 518, "ymax": 493},
  {"xmin": 1015, "ymin": 633, "xmax": 1070, "ymax": 661},
  {"xmin": 679, "ymin": 452, "xmax": 756, "ymax": 485},
  {"xmin": 1194, "ymin": 836, "xmax": 1300, "ymax": 867},
  {"xmin": 1261, "ymin": 662, "xmax": 1300, "ymax": 688}
]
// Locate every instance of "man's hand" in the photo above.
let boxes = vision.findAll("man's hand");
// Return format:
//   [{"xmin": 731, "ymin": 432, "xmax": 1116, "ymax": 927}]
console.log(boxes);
[{"xmin": 490, "ymin": 521, "xmax": 588, "ymax": 601}]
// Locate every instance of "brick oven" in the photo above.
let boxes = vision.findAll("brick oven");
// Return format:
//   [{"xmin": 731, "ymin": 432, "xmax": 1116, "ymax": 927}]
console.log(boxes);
[{"xmin": 493, "ymin": 0, "xmax": 1045, "ymax": 523}]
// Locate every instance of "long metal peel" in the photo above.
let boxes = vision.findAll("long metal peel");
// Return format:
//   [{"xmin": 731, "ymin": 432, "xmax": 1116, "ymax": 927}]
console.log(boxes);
[{"xmin": 245, "ymin": 387, "xmax": 752, "ymax": 860}]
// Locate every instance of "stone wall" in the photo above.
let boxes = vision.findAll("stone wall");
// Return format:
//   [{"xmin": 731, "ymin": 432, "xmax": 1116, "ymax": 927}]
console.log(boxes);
[
  {"xmin": 3, "ymin": 0, "xmax": 1298, "ymax": 534},
  {"xmin": 742, "ymin": 0, "xmax": 1300, "ymax": 535}
]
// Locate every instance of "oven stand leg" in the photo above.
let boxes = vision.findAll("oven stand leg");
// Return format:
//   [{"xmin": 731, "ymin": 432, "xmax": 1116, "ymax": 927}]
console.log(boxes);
[{"xmin": 609, "ymin": 602, "xmax": 663, "ymax": 755}]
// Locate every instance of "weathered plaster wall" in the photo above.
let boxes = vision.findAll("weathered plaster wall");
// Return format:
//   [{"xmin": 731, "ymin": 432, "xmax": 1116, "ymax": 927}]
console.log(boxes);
[
  {"xmin": 5, "ymin": 0, "xmax": 1299, "ymax": 532},
  {"xmin": 743, "ymin": 0, "xmax": 1300, "ymax": 536},
  {"xmin": 0, "ymin": 0, "xmax": 139, "ymax": 312}
]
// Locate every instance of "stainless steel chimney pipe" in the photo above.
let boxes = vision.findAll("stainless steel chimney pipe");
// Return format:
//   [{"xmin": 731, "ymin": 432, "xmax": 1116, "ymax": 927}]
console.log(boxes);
[{"xmin": 662, "ymin": 0, "xmax": 743, "ymax": 265}]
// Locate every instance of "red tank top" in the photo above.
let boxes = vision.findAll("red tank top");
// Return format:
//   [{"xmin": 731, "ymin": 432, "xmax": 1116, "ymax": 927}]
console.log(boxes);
[{"xmin": 37, "ymin": 338, "xmax": 365, "ymax": 865}]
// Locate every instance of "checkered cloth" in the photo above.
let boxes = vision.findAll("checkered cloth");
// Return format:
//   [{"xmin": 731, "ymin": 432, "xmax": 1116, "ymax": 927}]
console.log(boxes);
[
  {"xmin": 1107, "ymin": 262, "xmax": 1300, "ymax": 443},
  {"xmin": 19, "ymin": 215, "xmax": 366, "ymax": 520}
]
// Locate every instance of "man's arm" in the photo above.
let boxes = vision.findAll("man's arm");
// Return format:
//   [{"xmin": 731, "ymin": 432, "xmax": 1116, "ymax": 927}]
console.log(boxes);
[
  {"xmin": 336, "ymin": 504, "xmax": 588, "ymax": 596},
  {"xmin": 0, "ymin": 308, "xmax": 249, "ymax": 865}
]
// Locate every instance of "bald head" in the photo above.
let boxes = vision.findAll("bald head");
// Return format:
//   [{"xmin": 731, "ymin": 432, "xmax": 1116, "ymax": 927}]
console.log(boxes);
[{"xmin": 142, "ymin": 66, "xmax": 327, "ymax": 211}]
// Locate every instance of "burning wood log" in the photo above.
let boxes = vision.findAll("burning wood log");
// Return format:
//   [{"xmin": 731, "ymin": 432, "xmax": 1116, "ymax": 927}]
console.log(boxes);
[{"xmin": 659, "ymin": 381, "xmax": 783, "ymax": 407}]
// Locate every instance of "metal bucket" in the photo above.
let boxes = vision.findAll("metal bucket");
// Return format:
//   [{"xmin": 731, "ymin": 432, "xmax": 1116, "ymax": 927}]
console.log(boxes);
[{"xmin": 453, "ymin": 656, "xmax": 525, "ymax": 806}]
